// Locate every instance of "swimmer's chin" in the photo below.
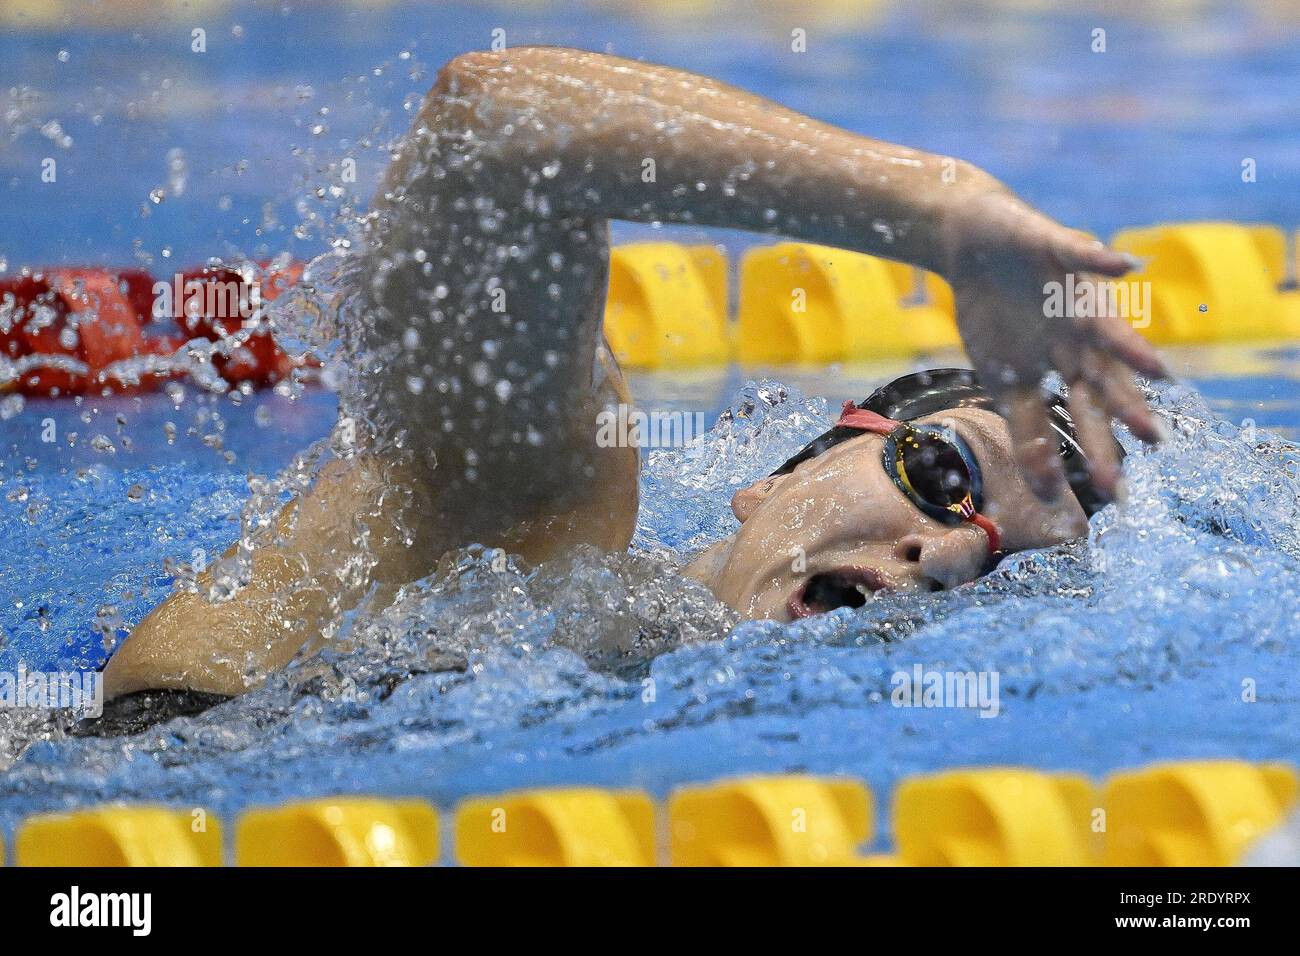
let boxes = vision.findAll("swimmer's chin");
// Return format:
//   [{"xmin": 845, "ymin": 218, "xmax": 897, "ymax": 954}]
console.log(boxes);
[
  {"xmin": 684, "ymin": 540, "xmax": 876, "ymax": 623},
  {"xmin": 683, "ymin": 557, "xmax": 808, "ymax": 623}
]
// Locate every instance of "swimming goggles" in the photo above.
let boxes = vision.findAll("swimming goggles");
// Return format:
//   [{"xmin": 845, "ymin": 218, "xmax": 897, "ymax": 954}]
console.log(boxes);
[{"xmin": 835, "ymin": 401, "xmax": 1002, "ymax": 557}]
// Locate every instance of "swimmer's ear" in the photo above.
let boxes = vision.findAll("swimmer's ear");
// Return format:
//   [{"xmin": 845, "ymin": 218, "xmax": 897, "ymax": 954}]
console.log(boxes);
[{"xmin": 731, "ymin": 474, "xmax": 787, "ymax": 523}]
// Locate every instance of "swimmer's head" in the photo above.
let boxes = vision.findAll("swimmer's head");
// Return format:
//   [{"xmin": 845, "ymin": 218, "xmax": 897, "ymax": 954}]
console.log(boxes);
[{"xmin": 686, "ymin": 369, "xmax": 1116, "ymax": 621}]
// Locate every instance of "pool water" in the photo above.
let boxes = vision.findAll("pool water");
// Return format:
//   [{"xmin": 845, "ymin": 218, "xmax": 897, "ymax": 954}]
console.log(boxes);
[
  {"xmin": 2, "ymin": 0, "xmax": 1299, "ymax": 851},
  {"xmin": 2, "ymin": 351, "xmax": 1300, "ymax": 851},
  {"xmin": 4, "ymin": 0, "xmax": 1297, "ymax": 264}
]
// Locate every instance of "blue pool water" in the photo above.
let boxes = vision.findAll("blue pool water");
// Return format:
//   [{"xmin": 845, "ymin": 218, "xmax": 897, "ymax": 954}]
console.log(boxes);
[
  {"xmin": 3, "ymin": 0, "xmax": 1298, "ymax": 265},
  {"xmin": 1, "ymin": 0, "xmax": 1299, "ymax": 853},
  {"xmin": 2, "ymin": 355, "xmax": 1300, "ymax": 856}
]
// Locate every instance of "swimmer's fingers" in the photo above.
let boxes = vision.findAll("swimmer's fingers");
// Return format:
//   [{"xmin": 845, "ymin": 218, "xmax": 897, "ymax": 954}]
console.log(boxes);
[
  {"xmin": 1083, "ymin": 351, "xmax": 1165, "ymax": 445},
  {"xmin": 1058, "ymin": 274, "xmax": 1167, "ymax": 441},
  {"xmin": 958, "ymin": 283, "xmax": 1068, "ymax": 501},
  {"xmin": 1058, "ymin": 338, "xmax": 1164, "ymax": 444},
  {"xmin": 1065, "ymin": 378, "xmax": 1122, "ymax": 501},
  {"xmin": 1053, "ymin": 233, "xmax": 1133, "ymax": 280},
  {"xmin": 1054, "ymin": 344, "xmax": 1164, "ymax": 499},
  {"xmin": 1070, "ymin": 278, "xmax": 1170, "ymax": 381},
  {"xmin": 1002, "ymin": 388, "xmax": 1069, "ymax": 503}
]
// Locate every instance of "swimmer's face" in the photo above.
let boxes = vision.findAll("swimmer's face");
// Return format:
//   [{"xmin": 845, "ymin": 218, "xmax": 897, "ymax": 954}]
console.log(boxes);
[{"xmin": 688, "ymin": 407, "xmax": 1090, "ymax": 621}]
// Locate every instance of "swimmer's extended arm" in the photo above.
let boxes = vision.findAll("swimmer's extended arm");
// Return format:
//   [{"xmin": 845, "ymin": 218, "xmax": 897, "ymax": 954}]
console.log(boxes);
[
  {"xmin": 431, "ymin": 47, "xmax": 1168, "ymax": 500},
  {"xmin": 107, "ymin": 47, "xmax": 1166, "ymax": 702},
  {"xmin": 437, "ymin": 47, "xmax": 972, "ymax": 274}
]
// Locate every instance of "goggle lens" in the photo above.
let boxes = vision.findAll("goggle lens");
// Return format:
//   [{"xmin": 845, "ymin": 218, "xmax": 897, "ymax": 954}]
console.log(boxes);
[{"xmin": 885, "ymin": 425, "xmax": 982, "ymax": 523}]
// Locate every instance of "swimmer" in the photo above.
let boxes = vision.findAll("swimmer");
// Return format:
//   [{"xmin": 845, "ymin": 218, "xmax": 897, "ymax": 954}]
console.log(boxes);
[{"xmin": 101, "ymin": 48, "xmax": 1167, "ymax": 702}]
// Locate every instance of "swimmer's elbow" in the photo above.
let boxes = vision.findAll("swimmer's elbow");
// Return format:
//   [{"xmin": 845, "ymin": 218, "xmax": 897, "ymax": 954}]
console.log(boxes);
[
  {"xmin": 434, "ymin": 50, "xmax": 502, "ymax": 91},
  {"xmin": 432, "ymin": 47, "xmax": 566, "ymax": 100},
  {"xmin": 424, "ymin": 48, "xmax": 590, "ymax": 159},
  {"xmin": 425, "ymin": 50, "xmax": 533, "ymax": 140}
]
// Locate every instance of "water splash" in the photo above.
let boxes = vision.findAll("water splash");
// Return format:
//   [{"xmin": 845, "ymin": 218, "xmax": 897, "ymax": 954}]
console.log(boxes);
[{"xmin": 1, "ymin": 373, "xmax": 1298, "ymax": 850}]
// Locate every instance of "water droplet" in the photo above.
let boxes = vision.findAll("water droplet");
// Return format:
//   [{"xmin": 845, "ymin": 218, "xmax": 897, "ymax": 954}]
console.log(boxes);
[
  {"xmin": 166, "ymin": 147, "xmax": 188, "ymax": 197},
  {"xmin": 0, "ymin": 394, "xmax": 25, "ymax": 420}
]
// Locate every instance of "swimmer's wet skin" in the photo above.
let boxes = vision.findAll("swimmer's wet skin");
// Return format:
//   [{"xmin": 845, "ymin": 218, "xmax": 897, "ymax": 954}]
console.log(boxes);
[
  {"xmin": 687, "ymin": 368, "xmax": 1117, "ymax": 620},
  {"xmin": 101, "ymin": 46, "xmax": 1168, "ymax": 702}
]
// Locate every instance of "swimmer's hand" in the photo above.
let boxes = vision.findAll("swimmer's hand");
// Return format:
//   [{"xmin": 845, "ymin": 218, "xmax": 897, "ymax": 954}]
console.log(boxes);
[{"xmin": 941, "ymin": 185, "xmax": 1169, "ymax": 503}]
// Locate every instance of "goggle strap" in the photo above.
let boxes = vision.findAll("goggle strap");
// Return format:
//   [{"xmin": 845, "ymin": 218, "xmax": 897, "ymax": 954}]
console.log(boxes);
[
  {"xmin": 837, "ymin": 400, "xmax": 901, "ymax": 435},
  {"xmin": 968, "ymin": 511, "xmax": 1002, "ymax": 557},
  {"xmin": 955, "ymin": 496, "xmax": 1001, "ymax": 557}
]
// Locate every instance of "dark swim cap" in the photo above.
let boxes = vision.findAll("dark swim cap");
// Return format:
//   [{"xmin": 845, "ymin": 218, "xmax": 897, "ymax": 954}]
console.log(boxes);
[{"xmin": 769, "ymin": 368, "xmax": 1116, "ymax": 516}]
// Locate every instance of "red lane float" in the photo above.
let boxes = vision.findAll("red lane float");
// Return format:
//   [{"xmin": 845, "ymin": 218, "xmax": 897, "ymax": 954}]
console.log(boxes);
[
  {"xmin": 170, "ymin": 261, "xmax": 309, "ymax": 390},
  {"xmin": 0, "ymin": 262, "xmax": 310, "ymax": 397},
  {"xmin": 0, "ymin": 269, "xmax": 178, "ymax": 396}
]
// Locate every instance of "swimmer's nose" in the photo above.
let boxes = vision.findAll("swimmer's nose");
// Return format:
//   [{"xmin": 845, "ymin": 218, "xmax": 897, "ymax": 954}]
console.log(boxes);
[{"xmin": 895, "ymin": 526, "xmax": 988, "ymax": 591}]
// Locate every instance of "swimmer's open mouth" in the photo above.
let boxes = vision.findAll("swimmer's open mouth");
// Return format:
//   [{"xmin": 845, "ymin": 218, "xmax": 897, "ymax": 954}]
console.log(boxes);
[{"xmin": 787, "ymin": 566, "xmax": 892, "ymax": 619}]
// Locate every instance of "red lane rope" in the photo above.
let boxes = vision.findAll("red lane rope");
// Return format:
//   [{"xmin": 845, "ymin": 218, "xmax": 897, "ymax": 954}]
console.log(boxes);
[{"xmin": 1, "ymin": 262, "xmax": 310, "ymax": 397}]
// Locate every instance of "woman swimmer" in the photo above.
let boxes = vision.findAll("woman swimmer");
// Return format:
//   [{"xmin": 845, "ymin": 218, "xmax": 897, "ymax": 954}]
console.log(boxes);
[{"xmin": 100, "ymin": 48, "xmax": 1168, "ymax": 703}]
